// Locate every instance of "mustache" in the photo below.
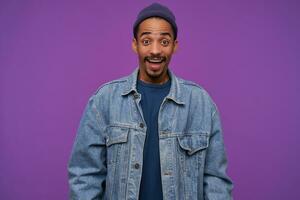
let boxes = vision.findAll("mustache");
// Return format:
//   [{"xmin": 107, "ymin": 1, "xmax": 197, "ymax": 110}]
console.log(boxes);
[{"xmin": 144, "ymin": 56, "xmax": 167, "ymax": 62}]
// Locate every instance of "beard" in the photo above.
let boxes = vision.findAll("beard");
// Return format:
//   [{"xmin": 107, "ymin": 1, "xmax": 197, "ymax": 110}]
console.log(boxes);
[
  {"xmin": 144, "ymin": 58, "xmax": 169, "ymax": 81},
  {"xmin": 138, "ymin": 54, "xmax": 171, "ymax": 83}
]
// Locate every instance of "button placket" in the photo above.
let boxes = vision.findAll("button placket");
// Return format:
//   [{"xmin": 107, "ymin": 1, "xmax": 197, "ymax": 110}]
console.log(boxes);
[
  {"xmin": 139, "ymin": 123, "xmax": 144, "ymax": 128},
  {"xmin": 133, "ymin": 93, "xmax": 139, "ymax": 99},
  {"xmin": 134, "ymin": 163, "xmax": 140, "ymax": 169}
]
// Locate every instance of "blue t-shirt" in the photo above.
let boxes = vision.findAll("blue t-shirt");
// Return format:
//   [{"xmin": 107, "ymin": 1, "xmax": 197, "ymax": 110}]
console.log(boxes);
[{"xmin": 137, "ymin": 79, "xmax": 171, "ymax": 200}]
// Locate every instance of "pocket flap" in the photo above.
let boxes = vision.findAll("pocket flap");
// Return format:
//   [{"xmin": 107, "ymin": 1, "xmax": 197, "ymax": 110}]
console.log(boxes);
[
  {"xmin": 106, "ymin": 126, "xmax": 129, "ymax": 146},
  {"xmin": 177, "ymin": 133, "xmax": 208, "ymax": 155}
]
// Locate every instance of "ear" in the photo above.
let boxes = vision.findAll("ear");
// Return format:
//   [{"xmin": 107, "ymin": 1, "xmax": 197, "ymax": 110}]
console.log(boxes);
[
  {"xmin": 172, "ymin": 39, "xmax": 178, "ymax": 53},
  {"xmin": 132, "ymin": 38, "xmax": 138, "ymax": 54}
]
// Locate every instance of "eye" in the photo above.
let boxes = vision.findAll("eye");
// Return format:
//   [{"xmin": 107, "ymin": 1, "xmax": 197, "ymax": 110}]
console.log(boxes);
[
  {"xmin": 161, "ymin": 39, "xmax": 170, "ymax": 46},
  {"xmin": 142, "ymin": 39, "xmax": 151, "ymax": 46}
]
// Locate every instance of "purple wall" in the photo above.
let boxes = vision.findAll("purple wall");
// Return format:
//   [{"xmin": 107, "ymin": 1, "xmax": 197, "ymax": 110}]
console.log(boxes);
[{"xmin": 1, "ymin": 1, "xmax": 299, "ymax": 199}]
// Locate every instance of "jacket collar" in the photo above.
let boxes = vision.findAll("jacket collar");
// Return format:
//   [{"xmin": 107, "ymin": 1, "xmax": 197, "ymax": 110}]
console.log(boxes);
[{"xmin": 122, "ymin": 68, "xmax": 185, "ymax": 105}]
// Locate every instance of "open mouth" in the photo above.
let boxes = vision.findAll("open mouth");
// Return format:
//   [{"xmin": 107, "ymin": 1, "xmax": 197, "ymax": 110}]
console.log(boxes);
[
  {"xmin": 148, "ymin": 58, "xmax": 163, "ymax": 63},
  {"xmin": 145, "ymin": 57, "xmax": 166, "ymax": 64}
]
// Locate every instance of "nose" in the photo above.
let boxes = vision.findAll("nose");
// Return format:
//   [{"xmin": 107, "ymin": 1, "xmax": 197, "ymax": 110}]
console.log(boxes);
[{"xmin": 150, "ymin": 41, "xmax": 162, "ymax": 55}]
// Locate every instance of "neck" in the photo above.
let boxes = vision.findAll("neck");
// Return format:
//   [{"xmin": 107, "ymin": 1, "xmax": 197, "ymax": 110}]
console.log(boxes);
[{"xmin": 138, "ymin": 69, "xmax": 170, "ymax": 84}]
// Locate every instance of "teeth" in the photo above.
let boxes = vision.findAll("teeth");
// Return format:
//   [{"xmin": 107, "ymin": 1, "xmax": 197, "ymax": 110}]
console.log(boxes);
[{"xmin": 149, "ymin": 59, "xmax": 162, "ymax": 63}]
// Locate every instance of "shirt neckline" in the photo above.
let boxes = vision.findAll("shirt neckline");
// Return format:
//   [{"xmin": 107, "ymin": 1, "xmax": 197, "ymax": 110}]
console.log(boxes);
[{"xmin": 137, "ymin": 79, "xmax": 171, "ymax": 89}]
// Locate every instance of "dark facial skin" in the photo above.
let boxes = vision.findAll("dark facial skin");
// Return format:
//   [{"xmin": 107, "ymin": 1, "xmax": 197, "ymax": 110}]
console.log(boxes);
[{"xmin": 132, "ymin": 17, "xmax": 178, "ymax": 84}]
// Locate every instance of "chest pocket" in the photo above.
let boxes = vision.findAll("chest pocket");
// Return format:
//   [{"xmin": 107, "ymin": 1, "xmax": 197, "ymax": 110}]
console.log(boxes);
[
  {"xmin": 177, "ymin": 133, "xmax": 209, "ymax": 155},
  {"xmin": 177, "ymin": 133, "xmax": 209, "ymax": 175},
  {"xmin": 106, "ymin": 126, "xmax": 129, "ymax": 146},
  {"xmin": 106, "ymin": 126, "xmax": 129, "ymax": 165},
  {"xmin": 105, "ymin": 126, "xmax": 130, "ymax": 198},
  {"xmin": 176, "ymin": 132, "xmax": 209, "ymax": 198}
]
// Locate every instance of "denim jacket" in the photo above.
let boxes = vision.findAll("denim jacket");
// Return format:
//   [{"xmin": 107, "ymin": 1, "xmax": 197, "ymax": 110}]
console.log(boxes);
[{"xmin": 68, "ymin": 68, "xmax": 233, "ymax": 200}]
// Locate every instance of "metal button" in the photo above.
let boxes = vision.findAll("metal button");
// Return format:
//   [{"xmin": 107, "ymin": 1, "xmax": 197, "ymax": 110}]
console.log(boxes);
[
  {"xmin": 139, "ymin": 123, "xmax": 144, "ymax": 128},
  {"xmin": 164, "ymin": 171, "xmax": 172, "ymax": 176},
  {"xmin": 134, "ymin": 163, "xmax": 140, "ymax": 169},
  {"xmin": 133, "ymin": 93, "xmax": 139, "ymax": 99}
]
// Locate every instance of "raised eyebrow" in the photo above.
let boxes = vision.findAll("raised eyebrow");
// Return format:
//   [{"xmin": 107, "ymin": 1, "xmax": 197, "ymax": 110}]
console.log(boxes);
[
  {"xmin": 139, "ymin": 32, "xmax": 172, "ymax": 38},
  {"xmin": 160, "ymin": 32, "xmax": 172, "ymax": 38},
  {"xmin": 140, "ymin": 32, "xmax": 151, "ymax": 37}
]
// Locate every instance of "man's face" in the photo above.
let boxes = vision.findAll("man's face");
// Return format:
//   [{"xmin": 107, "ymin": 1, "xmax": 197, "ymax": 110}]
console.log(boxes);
[{"xmin": 132, "ymin": 17, "xmax": 178, "ymax": 84}]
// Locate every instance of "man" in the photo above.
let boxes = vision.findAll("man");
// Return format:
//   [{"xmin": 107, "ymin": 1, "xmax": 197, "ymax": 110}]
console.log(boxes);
[{"xmin": 68, "ymin": 3, "xmax": 233, "ymax": 200}]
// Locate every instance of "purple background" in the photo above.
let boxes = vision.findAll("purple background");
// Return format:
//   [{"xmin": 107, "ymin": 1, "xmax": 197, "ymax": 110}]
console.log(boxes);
[{"xmin": 1, "ymin": 0, "xmax": 299, "ymax": 199}]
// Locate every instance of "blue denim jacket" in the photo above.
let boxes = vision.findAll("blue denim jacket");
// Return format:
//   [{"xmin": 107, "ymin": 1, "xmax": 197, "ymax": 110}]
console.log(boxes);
[{"xmin": 68, "ymin": 69, "xmax": 233, "ymax": 200}]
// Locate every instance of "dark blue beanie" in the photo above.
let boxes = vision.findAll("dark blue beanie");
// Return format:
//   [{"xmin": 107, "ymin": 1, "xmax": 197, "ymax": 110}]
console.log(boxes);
[{"xmin": 133, "ymin": 3, "xmax": 178, "ymax": 39}]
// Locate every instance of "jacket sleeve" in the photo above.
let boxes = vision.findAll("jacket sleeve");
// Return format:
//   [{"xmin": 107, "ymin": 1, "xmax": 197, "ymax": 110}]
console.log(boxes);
[
  {"xmin": 203, "ymin": 106, "xmax": 233, "ymax": 200},
  {"xmin": 68, "ymin": 95, "xmax": 107, "ymax": 200}
]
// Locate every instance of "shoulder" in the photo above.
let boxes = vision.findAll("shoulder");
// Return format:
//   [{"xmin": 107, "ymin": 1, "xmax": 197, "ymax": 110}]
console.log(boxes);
[
  {"xmin": 93, "ymin": 75, "xmax": 130, "ymax": 96},
  {"xmin": 175, "ymin": 75, "xmax": 218, "ymax": 112},
  {"xmin": 178, "ymin": 77, "xmax": 204, "ymax": 89},
  {"xmin": 84, "ymin": 75, "xmax": 131, "ymax": 111},
  {"xmin": 177, "ymin": 76, "xmax": 210, "ymax": 97}
]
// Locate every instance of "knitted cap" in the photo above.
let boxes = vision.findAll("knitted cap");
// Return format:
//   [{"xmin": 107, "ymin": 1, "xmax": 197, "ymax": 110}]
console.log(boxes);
[{"xmin": 133, "ymin": 3, "xmax": 178, "ymax": 39}]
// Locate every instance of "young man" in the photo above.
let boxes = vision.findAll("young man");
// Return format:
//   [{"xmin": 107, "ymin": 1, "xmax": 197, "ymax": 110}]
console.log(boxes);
[{"xmin": 68, "ymin": 3, "xmax": 233, "ymax": 200}]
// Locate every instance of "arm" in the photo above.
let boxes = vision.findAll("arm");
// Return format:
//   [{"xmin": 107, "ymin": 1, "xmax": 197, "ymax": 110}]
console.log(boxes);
[
  {"xmin": 68, "ymin": 95, "xmax": 107, "ymax": 200},
  {"xmin": 204, "ymin": 106, "xmax": 233, "ymax": 199}
]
